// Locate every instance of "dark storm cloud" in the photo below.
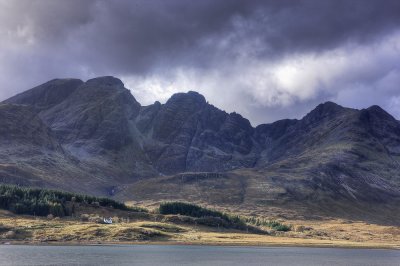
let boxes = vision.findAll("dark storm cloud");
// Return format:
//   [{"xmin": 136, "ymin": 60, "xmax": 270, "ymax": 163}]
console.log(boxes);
[
  {"xmin": 1, "ymin": 0, "xmax": 400, "ymax": 124},
  {"xmin": 6, "ymin": 0, "xmax": 398, "ymax": 71}
]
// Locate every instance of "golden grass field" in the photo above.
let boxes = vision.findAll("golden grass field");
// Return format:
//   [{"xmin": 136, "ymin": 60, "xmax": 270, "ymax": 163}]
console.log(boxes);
[{"xmin": 1, "ymin": 208, "xmax": 399, "ymax": 249}]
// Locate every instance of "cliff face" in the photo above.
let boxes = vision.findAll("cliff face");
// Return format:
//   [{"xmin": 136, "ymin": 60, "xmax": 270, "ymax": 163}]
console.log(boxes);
[
  {"xmin": 2, "ymin": 76, "xmax": 400, "ymax": 221},
  {"xmin": 4, "ymin": 77, "xmax": 259, "ymax": 177},
  {"xmin": 138, "ymin": 91, "xmax": 257, "ymax": 173}
]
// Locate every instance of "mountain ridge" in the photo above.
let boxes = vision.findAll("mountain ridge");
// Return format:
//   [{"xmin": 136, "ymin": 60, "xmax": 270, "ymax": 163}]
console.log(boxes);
[{"xmin": 1, "ymin": 76, "xmax": 400, "ymax": 223}]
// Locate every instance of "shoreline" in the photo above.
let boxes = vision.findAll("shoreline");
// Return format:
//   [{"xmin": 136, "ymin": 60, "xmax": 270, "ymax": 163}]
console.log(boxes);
[{"xmin": 3, "ymin": 240, "xmax": 400, "ymax": 250}]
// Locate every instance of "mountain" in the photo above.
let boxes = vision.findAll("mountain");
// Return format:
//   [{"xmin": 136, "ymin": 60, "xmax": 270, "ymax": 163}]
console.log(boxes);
[{"xmin": 2, "ymin": 76, "xmax": 400, "ymax": 223}]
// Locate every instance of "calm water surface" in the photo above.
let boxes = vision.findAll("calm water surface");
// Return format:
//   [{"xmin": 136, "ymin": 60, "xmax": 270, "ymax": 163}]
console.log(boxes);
[{"xmin": 0, "ymin": 244, "xmax": 399, "ymax": 266}]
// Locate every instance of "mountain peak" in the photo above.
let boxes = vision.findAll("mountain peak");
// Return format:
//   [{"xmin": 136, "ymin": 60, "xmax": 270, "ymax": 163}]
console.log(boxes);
[
  {"xmin": 3, "ymin": 78, "xmax": 83, "ymax": 109},
  {"xmin": 366, "ymin": 105, "xmax": 391, "ymax": 116},
  {"xmin": 85, "ymin": 76, "xmax": 124, "ymax": 87},
  {"xmin": 167, "ymin": 91, "xmax": 206, "ymax": 105},
  {"xmin": 303, "ymin": 101, "xmax": 345, "ymax": 123},
  {"xmin": 315, "ymin": 101, "xmax": 344, "ymax": 112},
  {"xmin": 361, "ymin": 104, "xmax": 396, "ymax": 123}
]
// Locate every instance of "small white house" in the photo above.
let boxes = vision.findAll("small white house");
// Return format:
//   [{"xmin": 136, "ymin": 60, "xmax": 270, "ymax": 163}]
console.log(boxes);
[{"xmin": 103, "ymin": 217, "xmax": 113, "ymax": 224}]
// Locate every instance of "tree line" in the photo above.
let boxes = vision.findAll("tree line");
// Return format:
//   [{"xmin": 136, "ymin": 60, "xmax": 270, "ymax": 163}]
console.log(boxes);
[
  {"xmin": 159, "ymin": 201, "xmax": 245, "ymax": 228},
  {"xmin": 0, "ymin": 184, "xmax": 142, "ymax": 217},
  {"xmin": 159, "ymin": 201, "xmax": 290, "ymax": 231}
]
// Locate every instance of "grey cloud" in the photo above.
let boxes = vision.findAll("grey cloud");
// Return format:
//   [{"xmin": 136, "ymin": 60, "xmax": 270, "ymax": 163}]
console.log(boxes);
[
  {"xmin": 0, "ymin": 0, "xmax": 400, "ymax": 124},
  {"xmin": 3, "ymin": 0, "xmax": 400, "ymax": 71}
]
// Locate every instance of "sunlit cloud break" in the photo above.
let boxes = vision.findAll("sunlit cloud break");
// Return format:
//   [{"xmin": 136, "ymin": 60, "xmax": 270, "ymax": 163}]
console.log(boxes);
[{"xmin": 123, "ymin": 30, "xmax": 400, "ymax": 124}]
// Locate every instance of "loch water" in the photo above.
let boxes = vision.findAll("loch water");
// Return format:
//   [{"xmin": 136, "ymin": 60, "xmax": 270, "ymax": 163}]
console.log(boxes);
[{"xmin": 0, "ymin": 244, "xmax": 399, "ymax": 266}]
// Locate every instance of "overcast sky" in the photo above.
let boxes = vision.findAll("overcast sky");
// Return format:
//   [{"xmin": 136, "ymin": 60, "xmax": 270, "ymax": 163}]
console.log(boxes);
[{"xmin": 0, "ymin": 0, "xmax": 400, "ymax": 125}]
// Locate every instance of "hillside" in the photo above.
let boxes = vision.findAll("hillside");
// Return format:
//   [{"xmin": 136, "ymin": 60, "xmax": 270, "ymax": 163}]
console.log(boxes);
[
  {"xmin": 1, "ymin": 76, "xmax": 400, "ymax": 223},
  {"xmin": 0, "ymin": 186, "xmax": 399, "ymax": 249}
]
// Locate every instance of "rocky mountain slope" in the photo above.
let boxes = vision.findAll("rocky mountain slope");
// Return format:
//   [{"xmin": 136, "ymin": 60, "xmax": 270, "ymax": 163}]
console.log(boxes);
[{"xmin": 1, "ymin": 76, "xmax": 400, "ymax": 222}]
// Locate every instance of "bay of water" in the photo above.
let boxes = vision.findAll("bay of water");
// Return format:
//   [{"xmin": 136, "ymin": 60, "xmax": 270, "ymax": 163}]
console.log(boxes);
[{"xmin": 0, "ymin": 244, "xmax": 399, "ymax": 266}]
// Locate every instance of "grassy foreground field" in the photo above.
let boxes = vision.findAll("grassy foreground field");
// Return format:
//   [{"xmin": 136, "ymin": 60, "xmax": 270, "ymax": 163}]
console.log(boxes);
[
  {"xmin": 0, "ymin": 185, "xmax": 398, "ymax": 249},
  {"xmin": 1, "ymin": 208, "xmax": 399, "ymax": 249}
]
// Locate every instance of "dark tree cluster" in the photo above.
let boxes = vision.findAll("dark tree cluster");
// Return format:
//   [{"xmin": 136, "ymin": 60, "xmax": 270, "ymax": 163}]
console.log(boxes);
[
  {"xmin": 159, "ymin": 201, "xmax": 245, "ymax": 228},
  {"xmin": 0, "ymin": 185, "xmax": 142, "ymax": 217}
]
